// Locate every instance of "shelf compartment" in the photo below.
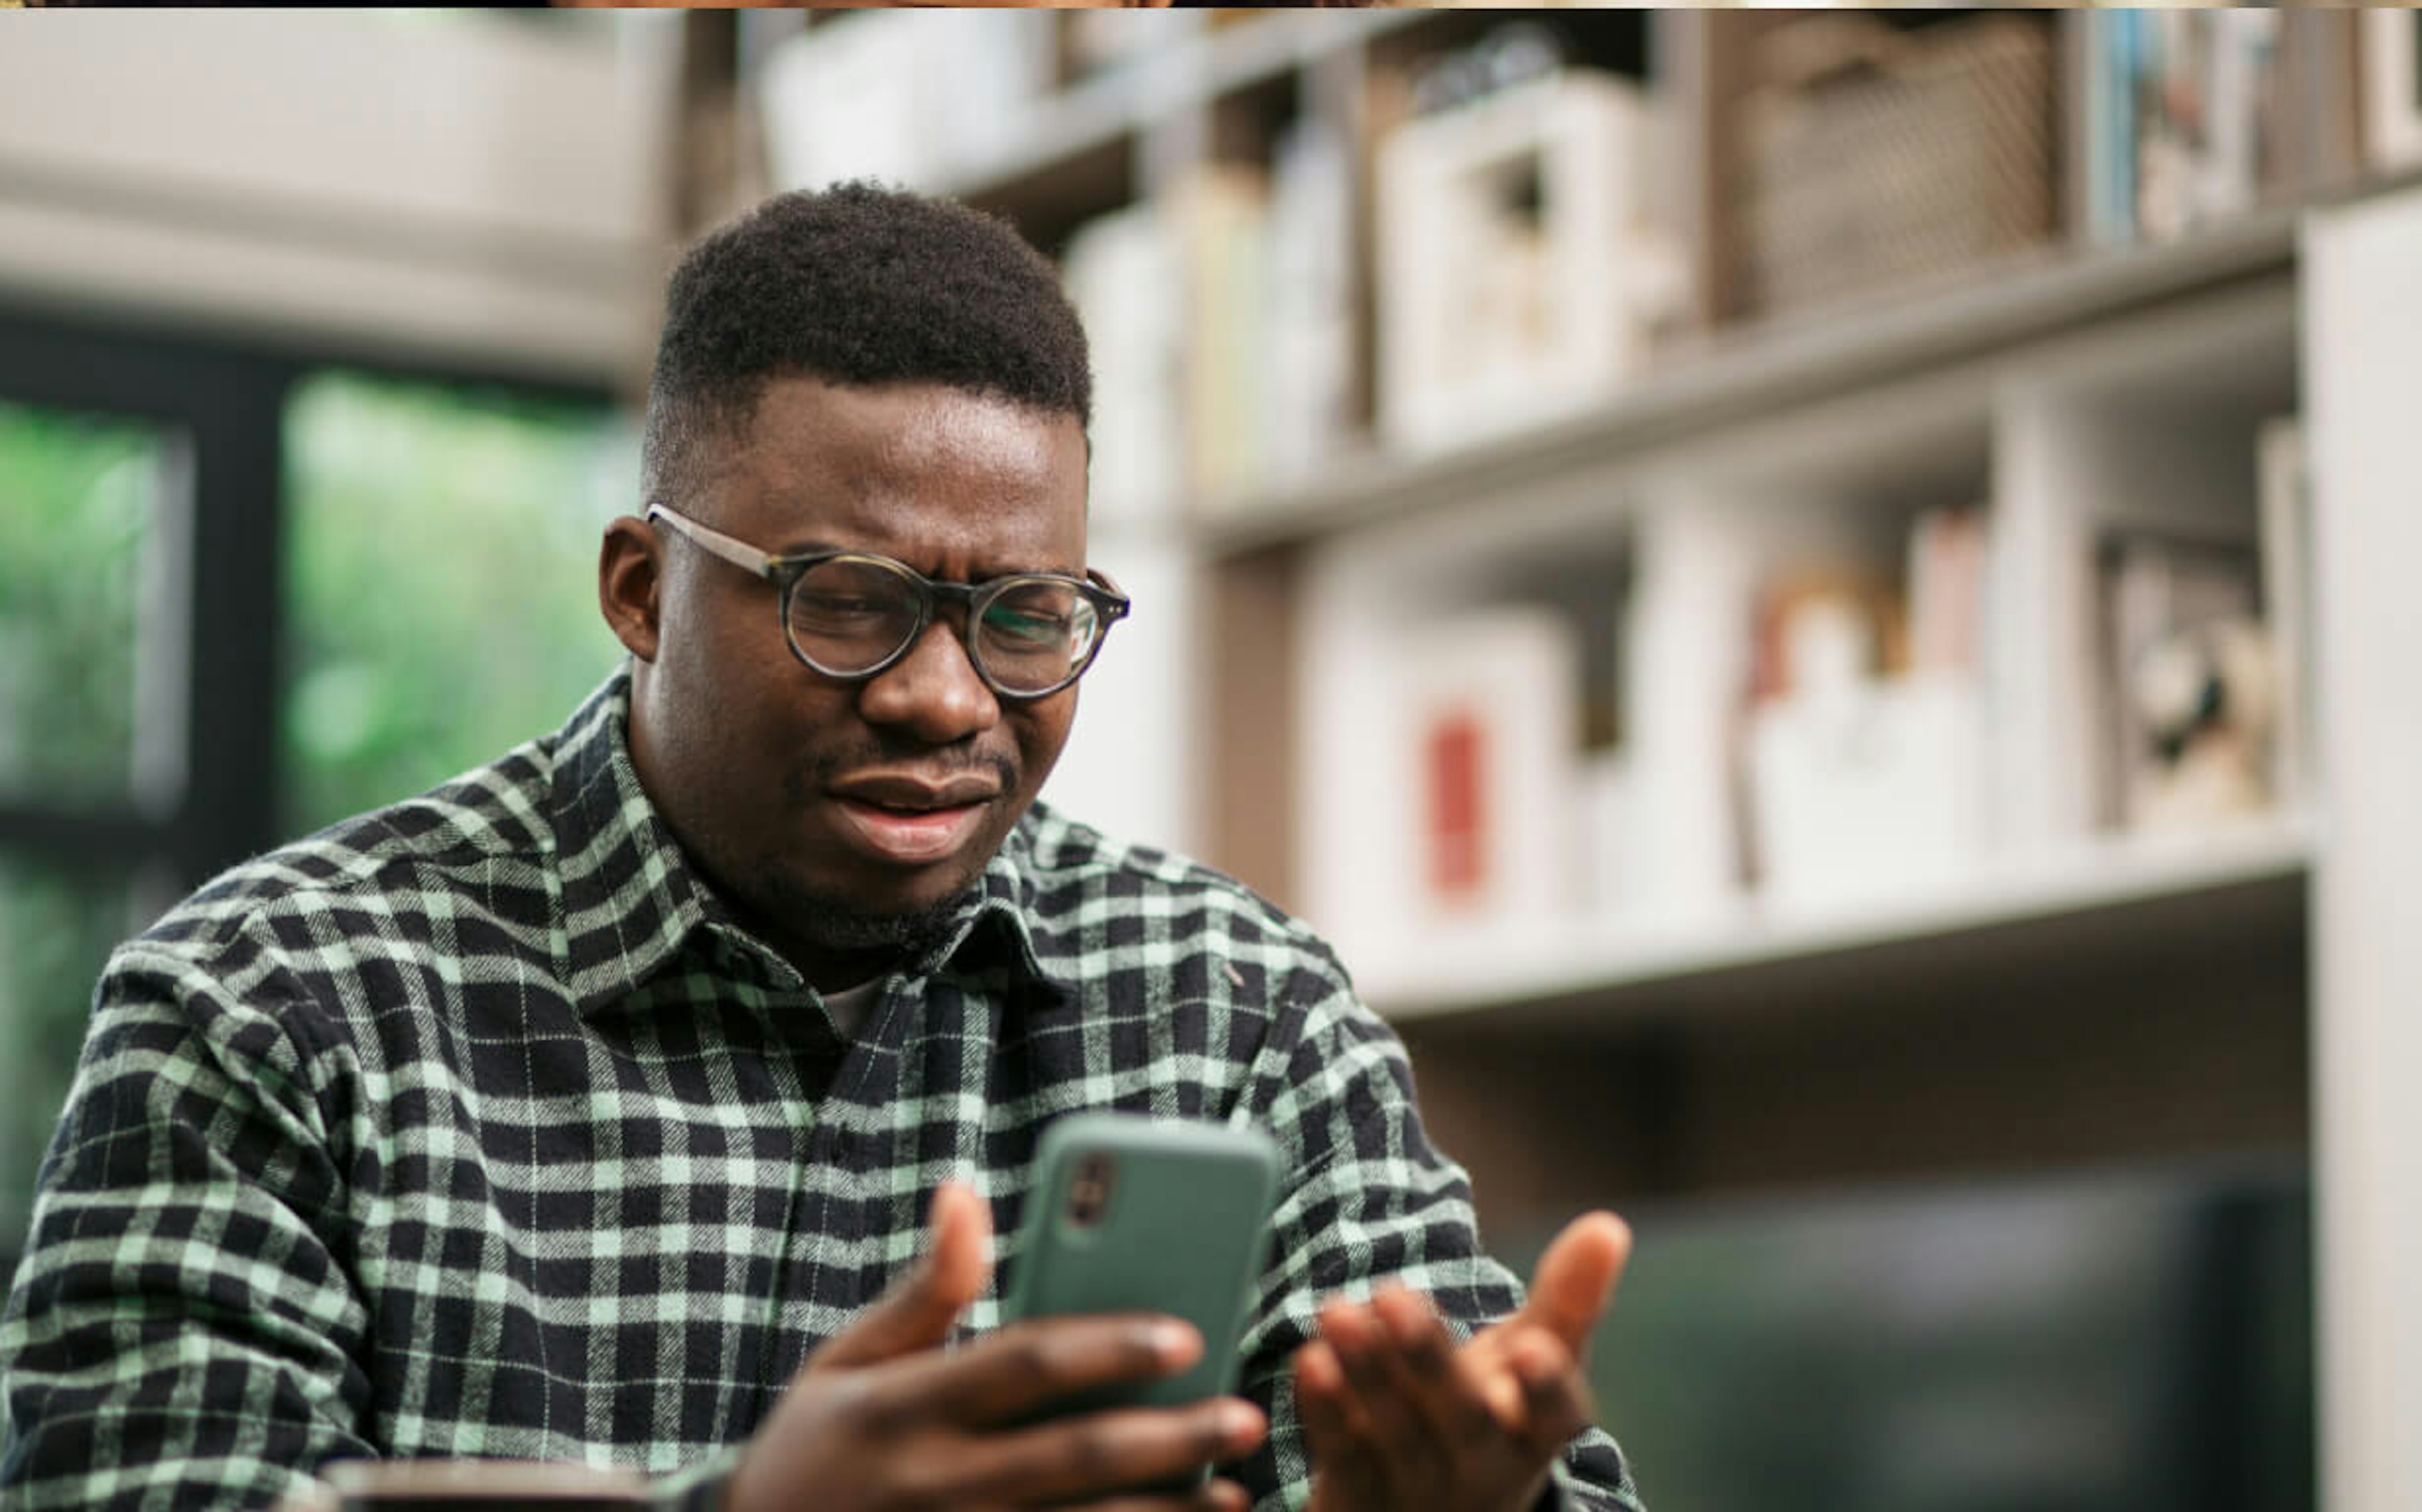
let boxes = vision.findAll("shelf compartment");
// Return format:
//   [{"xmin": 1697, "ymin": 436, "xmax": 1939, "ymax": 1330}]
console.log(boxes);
[{"xmin": 1201, "ymin": 210, "xmax": 2296, "ymax": 557}]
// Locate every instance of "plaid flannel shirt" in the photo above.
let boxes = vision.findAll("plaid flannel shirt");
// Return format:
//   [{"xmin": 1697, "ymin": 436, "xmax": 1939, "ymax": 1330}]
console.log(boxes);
[{"xmin": 3, "ymin": 670, "xmax": 1642, "ymax": 1511}]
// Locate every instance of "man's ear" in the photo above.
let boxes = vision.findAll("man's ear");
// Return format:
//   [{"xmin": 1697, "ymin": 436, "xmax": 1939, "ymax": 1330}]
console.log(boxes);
[{"xmin": 599, "ymin": 516, "xmax": 663, "ymax": 661}]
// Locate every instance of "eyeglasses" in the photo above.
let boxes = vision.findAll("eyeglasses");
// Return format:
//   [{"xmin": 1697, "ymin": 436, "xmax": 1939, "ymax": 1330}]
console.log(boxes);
[{"xmin": 646, "ymin": 504, "xmax": 1130, "ymax": 701}]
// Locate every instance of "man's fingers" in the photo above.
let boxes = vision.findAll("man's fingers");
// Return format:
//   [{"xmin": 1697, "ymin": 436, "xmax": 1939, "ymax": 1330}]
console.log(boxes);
[
  {"xmin": 1086, "ymin": 1479, "xmax": 1254, "ymax": 1512},
  {"xmin": 934, "ymin": 1397, "xmax": 1265, "ymax": 1508},
  {"xmin": 1317, "ymin": 1296, "xmax": 1449, "ymax": 1491},
  {"xmin": 1292, "ymin": 1340, "xmax": 1393, "ymax": 1507},
  {"xmin": 1316, "ymin": 1301, "xmax": 1399, "ymax": 1424},
  {"xmin": 1508, "ymin": 1330, "xmax": 1594, "ymax": 1458},
  {"xmin": 1518, "ymin": 1210, "xmax": 1631, "ymax": 1355},
  {"xmin": 878, "ymin": 1311, "xmax": 1202, "ymax": 1428},
  {"xmin": 813, "ymin": 1181, "xmax": 993, "ymax": 1372},
  {"xmin": 923, "ymin": 1179, "xmax": 995, "ymax": 1310},
  {"xmin": 1369, "ymin": 1288, "xmax": 1499, "ymax": 1449}
]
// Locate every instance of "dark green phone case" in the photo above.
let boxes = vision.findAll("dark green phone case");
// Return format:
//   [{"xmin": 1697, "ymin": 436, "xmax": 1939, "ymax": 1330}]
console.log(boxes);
[{"xmin": 1001, "ymin": 1112, "xmax": 1284, "ymax": 1412}]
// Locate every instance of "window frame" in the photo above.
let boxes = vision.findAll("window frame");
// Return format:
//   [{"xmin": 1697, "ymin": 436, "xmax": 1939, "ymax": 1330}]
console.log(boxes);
[{"xmin": 0, "ymin": 303, "xmax": 617, "ymax": 887}]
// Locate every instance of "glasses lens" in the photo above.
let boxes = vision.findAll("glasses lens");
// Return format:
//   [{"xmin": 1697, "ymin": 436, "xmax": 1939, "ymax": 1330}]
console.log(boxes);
[
  {"xmin": 976, "ymin": 579, "xmax": 1100, "ymax": 694},
  {"xmin": 788, "ymin": 557, "xmax": 921, "ymax": 674}
]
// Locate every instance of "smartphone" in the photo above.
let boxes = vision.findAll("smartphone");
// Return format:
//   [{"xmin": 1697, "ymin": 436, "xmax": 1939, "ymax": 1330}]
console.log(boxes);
[{"xmin": 1001, "ymin": 1112, "xmax": 1284, "ymax": 1415}]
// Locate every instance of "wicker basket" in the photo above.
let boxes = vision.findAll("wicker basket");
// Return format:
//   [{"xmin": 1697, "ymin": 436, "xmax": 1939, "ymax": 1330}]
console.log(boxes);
[{"xmin": 1732, "ymin": 15, "xmax": 2058, "ymax": 320}]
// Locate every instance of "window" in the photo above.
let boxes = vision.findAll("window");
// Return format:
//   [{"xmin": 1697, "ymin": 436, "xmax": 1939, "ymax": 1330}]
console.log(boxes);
[
  {"xmin": 0, "ymin": 313, "xmax": 620, "ymax": 1266},
  {"xmin": 280, "ymin": 370, "xmax": 630, "ymax": 834},
  {"xmin": 0, "ymin": 400, "xmax": 188, "ymax": 813}
]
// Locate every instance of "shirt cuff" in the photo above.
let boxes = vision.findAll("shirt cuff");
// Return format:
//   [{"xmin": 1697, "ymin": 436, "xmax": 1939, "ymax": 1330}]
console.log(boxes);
[{"xmin": 1538, "ymin": 1456, "xmax": 1627, "ymax": 1512}]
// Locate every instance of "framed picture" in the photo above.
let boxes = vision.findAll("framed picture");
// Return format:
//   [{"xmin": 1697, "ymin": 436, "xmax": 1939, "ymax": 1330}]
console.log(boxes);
[{"xmin": 2365, "ymin": 8, "xmax": 2422, "ymax": 173}]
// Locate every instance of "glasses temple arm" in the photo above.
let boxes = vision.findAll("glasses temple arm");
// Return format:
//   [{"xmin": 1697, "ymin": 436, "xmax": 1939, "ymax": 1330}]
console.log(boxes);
[{"xmin": 646, "ymin": 504, "xmax": 781, "ymax": 579}]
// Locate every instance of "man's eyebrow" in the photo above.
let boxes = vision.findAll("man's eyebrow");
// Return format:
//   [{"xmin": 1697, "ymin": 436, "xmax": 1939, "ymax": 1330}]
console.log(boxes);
[
  {"xmin": 769, "ymin": 536, "xmax": 844, "ymax": 558},
  {"xmin": 771, "ymin": 538, "xmax": 1086, "ymax": 581}
]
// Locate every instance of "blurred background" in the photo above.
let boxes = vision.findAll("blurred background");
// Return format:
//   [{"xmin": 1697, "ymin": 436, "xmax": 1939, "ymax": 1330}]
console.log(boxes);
[{"xmin": 11, "ymin": 6, "xmax": 2422, "ymax": 1509}]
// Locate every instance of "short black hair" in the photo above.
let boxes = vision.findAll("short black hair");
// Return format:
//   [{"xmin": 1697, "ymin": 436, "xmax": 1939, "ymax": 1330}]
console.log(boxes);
[{"xmin": 641, "ymin": 182, "xmax": 1091, "ymax": 508}]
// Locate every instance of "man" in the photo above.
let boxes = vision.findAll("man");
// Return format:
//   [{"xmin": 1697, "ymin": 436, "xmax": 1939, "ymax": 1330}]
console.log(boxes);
[{"xmin": 2, "ymin": 184, "xmax": 1642, "ymax": 1511}]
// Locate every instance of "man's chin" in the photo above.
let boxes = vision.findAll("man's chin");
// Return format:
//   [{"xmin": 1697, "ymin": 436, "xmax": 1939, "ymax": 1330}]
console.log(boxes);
[{"xmin": 759, "ymin": 868, "xmax": 977, "ymax": 956}]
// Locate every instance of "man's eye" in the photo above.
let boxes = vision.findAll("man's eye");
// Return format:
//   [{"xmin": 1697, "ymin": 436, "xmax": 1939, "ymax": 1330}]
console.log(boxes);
[
  {"xmin": 988, "ymin": 609, "xmax": 1070, "ymax": 644},
  {"xmin": 801, "ymin": 595, "xmax": 891, "ymax": 616}
]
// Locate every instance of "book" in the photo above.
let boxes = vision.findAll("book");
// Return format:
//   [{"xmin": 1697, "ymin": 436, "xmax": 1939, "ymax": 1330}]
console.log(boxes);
[
  {"xmin": 2256, "ymin": 417, "xmax": 2310, "ymax": 810},
  {"xmin": 1061, "ymin": 204, "xmax": 1181, "ymax": 528},
  {"xmin": 1168, "ymin": 166, "xmax": 1272, "ymax": 508},
  {"xmin": 2363, "ymin": 9, "xmax": 2422, "ymax": 175},
  {"xmin": 1396, "ymin": 607, "xmax": 1580, "ymax": 933},
  {"xmin": 1905, "ymin": 505, "xmax": 1989, "ymax": 680},
  {"xmin": 1261, "ymin": 117, "xmax": 1354, "ymax": 492},
  {"xmin": 2090, "ymin": 7, "xmax": 2291, "ymax": 247},
  {"xmin": 758, "ymin": 14, "xmax": 932, "ymax": 192},
  {"xmin": 2098, "ymin": 532, "xmax": 2269, "ymax": 832}
]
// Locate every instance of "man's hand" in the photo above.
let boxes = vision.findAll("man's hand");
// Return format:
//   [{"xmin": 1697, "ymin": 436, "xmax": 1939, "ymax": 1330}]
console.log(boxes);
[
  {"xmin": 1292, "ymin": 1211, "xmax": 1632, "ymax": 1512},
  {"xmin": 727, "ymin": 1182, "xmax": 1268, "ymax": 1512}
]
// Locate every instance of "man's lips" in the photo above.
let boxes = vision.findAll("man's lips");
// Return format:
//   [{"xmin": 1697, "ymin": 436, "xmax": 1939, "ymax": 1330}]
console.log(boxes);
[{"xmin": 828, "ymin": 773, "xmax": 1003, "ymax": 865}]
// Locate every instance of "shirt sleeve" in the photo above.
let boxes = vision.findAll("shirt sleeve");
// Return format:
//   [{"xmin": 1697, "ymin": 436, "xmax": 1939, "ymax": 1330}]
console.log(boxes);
[
  {"xmin": 1224, "ymin": 950, "xmax": 1646, "ymax": 1512},
  {"xmin": 1, "ymin": 936, "xmax": 375, "ymax": 1510},
  {"xmin": 1, "ymin": 938, "xmax": 752, "ymax": 1512}
]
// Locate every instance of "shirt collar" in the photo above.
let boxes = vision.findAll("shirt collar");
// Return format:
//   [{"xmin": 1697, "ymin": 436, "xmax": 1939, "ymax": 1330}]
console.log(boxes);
[{"xmin": 547, "ymin": 666, "xmax": 1067, "ymax": 1017}]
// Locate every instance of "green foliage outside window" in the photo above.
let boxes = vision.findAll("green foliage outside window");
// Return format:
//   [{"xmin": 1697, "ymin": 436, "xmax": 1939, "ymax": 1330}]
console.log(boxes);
[
  {"xmin": 0, "ymin": 401, "xmax": 170, "ymax": 1265},
  {"xmin": 280, "ymin": 371, "xmax": 635, "ymax": 837},
  {"xmin": 0, "ymin": 402, "xmax": 161, "ymax": 808}
]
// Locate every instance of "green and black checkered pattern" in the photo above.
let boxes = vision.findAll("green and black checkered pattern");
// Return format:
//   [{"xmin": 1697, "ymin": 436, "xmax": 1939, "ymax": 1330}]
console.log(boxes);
[{"xmin": 3, "ymin": 670, "xmax": 1642, "ymax": 1512}]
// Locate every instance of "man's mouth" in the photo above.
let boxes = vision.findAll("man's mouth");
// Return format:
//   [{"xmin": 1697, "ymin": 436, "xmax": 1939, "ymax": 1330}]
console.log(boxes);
[
  {"xmin": 833, "ymin": 797, "xmax": 990, "ymax": 864},
  {"xmin": 828, "ymin": 774, "xmax": 1002, "ymax": 865}
]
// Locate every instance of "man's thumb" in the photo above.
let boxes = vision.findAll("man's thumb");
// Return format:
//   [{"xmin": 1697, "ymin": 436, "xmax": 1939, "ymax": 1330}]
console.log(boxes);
[
  {"xmin": 1519, "ymin": 1210, "xmax": 1631, "ymax": 1356},
  {"xmin": 812, "ymin": 1180, "xmax": 993, "ymax": 1371}
]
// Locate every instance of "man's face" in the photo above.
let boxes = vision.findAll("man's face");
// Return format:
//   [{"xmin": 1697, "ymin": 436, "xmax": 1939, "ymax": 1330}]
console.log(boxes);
[{"xmin": 612, "ymin": 376, "xmax": 1090, "ymax": 982}]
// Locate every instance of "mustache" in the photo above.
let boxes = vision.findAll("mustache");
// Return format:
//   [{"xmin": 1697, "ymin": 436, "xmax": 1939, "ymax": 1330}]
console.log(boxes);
[{"xmin": 788, "ymin": 740, "xmax": 1019, "ymax": 796}]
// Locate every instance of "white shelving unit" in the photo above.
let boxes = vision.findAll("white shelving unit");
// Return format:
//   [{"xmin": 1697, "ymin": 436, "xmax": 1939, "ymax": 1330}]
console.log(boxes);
[
  {"xmin": 752, "ymin": 15, "xmax": 2422, "ymax": 1503},
  {"xmin": 1205, "ymin": 207, "xmax": 2303, "ymax": 554},
  {"xmin": 2304, "ymin": 187, "xmax": 2422, "ymax": 1512},
  {"xmin": 1364, "ymin": 813, "xmax": 2314, "ymax": 1023},
  {"xmin": 1296, "ymin": 254, "xmax": 2300, "ymax": 991},
  {"xmin": 752, "ymin": 16, "xmax": 2422, "ymax": 1509}
]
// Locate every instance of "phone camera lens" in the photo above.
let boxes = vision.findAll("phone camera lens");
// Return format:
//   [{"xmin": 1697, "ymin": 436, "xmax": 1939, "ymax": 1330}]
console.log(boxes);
[{"xmin": 1068, "ymin": 1153, "xmax": 1114, "ymax": 1227}]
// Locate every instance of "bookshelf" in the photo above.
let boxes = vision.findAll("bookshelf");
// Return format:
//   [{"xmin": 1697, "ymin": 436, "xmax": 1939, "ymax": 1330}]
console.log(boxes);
[
  {"xmin": 747, "ymin": 6, "xmax": 2415, "ymax": 1507},
  {"xmin": 1200, "ymin": 207, "xmax": 2301, "ymax": 555}
]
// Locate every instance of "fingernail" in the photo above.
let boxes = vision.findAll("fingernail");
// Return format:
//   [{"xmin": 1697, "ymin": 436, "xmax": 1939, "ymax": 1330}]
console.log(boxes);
[
  {"xmin": 1217, "ymin": 1400, "xmax": 1263, "ymax": 1440},
  {"xmin": 1147, "ymin": 1319, "xmax": 1198, "ymax": 1362},
  {"xmin": 1202, "ymin": 1481, "xmax": 1248, "ymax": 1512}
]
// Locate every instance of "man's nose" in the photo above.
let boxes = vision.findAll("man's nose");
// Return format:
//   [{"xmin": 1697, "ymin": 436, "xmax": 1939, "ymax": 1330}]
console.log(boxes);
[{"xmin": 855, "ymin": 617, "xmax": 1001, "ymax": 744}]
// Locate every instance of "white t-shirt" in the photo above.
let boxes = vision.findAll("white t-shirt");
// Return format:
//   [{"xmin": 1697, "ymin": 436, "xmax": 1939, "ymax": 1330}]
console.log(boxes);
[{"xmin": 819, "ymin": 977, "xmax": 884, "ymax": 1040}]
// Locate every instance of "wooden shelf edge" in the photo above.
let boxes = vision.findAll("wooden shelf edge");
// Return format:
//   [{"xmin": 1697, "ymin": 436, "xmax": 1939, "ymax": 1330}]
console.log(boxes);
[
  {"xmin": 928, "ymin": 10, "xmax": 1424, "ymax": 207},
  {"xmin": 1197, "ymin": 209, "xmax": 2303, "ymax": 557},
  {"xmin": 1363, "ymin": 813, "xmax": 2316, "ymax": 1025}
]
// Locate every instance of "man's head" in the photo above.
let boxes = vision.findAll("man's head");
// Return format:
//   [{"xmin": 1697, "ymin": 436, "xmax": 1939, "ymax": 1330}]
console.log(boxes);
[{"xmin": 601, "ymin": 183, "xmax": 1097, "ymax": 990}]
